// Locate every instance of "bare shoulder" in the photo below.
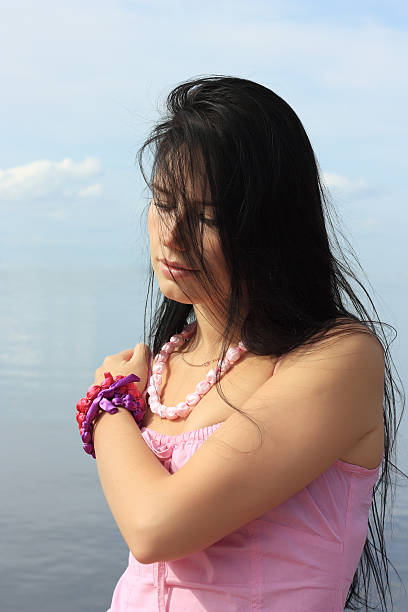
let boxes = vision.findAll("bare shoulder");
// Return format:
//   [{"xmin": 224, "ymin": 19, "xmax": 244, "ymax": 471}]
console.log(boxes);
[
  {"xmin": 260, "ymin": 320, "xmax": 385, "ymax": 468},
  {"xmin": 276, "ymin": 319, "xmax": 384, "ymax": 380},
  {"xmin": 222, "ymin": 318, "xmax": 385, "ymax": 462}
]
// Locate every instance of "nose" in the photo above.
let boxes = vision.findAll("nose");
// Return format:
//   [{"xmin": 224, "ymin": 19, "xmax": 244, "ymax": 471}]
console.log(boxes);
[{"xmin": 159, "ymin": 210, "xmax": 188, "ymax": 252}]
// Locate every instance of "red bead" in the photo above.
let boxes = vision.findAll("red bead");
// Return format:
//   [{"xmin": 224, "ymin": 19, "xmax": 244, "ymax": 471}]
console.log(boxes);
[
  {"xmin": 76, "ymin": 397, "xmax": 88, "ymax": 412},
  {"xmin": 127, "ymin": 387, "xmax": 142, "ymax": 399},
  {"xmin": 86, "ymin": 385, "xmax": 101, "ymax": 401},
  {"xmin": 101, "ymin": 372, "xmax": 114, "ymax": 388},
  {"xmin": 77, "ymin": 398, "xmax": 89, "ymax": 413}
]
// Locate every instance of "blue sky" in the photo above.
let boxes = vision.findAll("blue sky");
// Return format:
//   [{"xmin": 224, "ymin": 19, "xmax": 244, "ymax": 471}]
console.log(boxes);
[{"xmin": 1, "ymin": 0, "xmax": 407, "ymax": 292}]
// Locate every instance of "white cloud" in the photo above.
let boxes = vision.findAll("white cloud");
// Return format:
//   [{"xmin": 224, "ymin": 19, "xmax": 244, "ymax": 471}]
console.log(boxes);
[
  {"xmin": 78, "ymin": 183, "xmax": 102, "ymax": 198},
  {"xmin": 0, "ymin": 157, "xmax": 101, "ymax": 202},
  {"xmin": 47, "ymin": 209, "xmax": 70, "ymax": 220},
  {"xmin": 321, "ymin": 171, "xmax": 372, "ymax": 200},
  {"xmin": 359, "ymin": 216, "xmax": 380, "ymax": 230}
]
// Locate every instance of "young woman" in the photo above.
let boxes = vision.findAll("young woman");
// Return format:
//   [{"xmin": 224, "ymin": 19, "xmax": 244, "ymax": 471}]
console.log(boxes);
[{"xmin": 90, "ymin": 75, "xmax": 406, "ymax": 611}]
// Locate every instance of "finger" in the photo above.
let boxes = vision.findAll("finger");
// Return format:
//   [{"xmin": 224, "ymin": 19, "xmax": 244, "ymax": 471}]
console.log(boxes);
[
  {"xmin": 119, "ymin": 348, "xmax": 134, "ymax": 362},
  {"xmin": 129, "ymin": 342, "xmax": 150, "ymax": 363}
]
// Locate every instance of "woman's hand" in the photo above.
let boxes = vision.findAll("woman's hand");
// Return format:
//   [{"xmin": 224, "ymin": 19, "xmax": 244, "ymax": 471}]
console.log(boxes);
[{"xmin": 93, "ymin": 342, "xmax": 151, "ymax": 394}]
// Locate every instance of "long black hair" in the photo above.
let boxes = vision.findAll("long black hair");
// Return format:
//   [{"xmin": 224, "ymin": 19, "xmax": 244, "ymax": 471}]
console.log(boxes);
[{"xmin": 136, "ymin": 74, "xmax": 407, "ymax": 610}]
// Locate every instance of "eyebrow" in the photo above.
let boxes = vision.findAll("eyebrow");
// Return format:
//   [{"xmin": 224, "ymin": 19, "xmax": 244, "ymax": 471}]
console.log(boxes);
[{"xmin": 152, "ymin": 182, "xmax": 215, "ymax": 207}]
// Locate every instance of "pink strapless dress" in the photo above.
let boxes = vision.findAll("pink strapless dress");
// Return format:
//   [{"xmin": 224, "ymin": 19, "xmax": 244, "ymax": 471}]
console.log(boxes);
[{"xmin": 106, "ymin": 355, "xmax": 383, "ymax": 611}]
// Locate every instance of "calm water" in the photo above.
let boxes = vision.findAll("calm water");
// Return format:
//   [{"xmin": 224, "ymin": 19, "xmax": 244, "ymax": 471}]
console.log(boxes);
[{"xmin": 1, "ymin": 265, "xmax": 407, "ymax": 611}]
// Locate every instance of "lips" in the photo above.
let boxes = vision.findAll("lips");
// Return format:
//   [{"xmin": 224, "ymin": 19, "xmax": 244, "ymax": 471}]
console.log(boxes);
[{"xmin": 159, "ymin": 258, "xmax": 197, "ymax": 271}]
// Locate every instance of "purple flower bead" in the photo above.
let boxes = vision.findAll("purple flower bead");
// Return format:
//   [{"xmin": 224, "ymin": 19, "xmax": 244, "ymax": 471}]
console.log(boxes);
[{"xmin": 81, "ymin": 430, "xmax": 92, "ymax": 444}]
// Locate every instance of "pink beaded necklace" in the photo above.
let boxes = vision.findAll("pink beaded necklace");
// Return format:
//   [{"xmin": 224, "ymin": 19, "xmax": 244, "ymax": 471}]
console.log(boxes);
[{"xmin": 146, "ymin": 321, "xmax": 248, "ymax": 420}]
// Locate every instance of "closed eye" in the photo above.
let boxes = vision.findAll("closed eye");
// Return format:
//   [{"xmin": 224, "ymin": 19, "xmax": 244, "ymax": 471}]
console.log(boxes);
[
  {"xmin": 199, "ymin": 215, "xmax": 218, "ymax": 227},
  {"xmin": 153, "ymin": 199, "xmax": 173, "ymax": 211},
  {"xmin": 153, "ymin": 200, "xmax": 217, "ymax": 227}
]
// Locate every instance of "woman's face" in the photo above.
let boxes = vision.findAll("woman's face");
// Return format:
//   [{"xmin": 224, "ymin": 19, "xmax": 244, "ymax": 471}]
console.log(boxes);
[{"xmin": 147, "ymin": 181, "xmax": 230, "ymax": 306}]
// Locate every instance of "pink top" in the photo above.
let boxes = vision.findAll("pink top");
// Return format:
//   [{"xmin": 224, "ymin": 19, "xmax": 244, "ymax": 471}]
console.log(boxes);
[{"xmin": 107, "ymin": 355, "xmax": 383, "ymax": 612}]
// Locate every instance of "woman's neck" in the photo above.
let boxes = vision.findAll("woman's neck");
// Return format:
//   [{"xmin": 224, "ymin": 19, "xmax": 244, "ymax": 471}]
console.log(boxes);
[{"xmin": 180, "ymin": 306, "xmax": 243, "ymax": 361}]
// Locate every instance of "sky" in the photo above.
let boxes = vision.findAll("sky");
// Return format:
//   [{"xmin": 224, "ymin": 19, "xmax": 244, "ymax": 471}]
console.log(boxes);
[{"xmin": 1, "ymin": 0, "xmax": 407, "ymax": 299}]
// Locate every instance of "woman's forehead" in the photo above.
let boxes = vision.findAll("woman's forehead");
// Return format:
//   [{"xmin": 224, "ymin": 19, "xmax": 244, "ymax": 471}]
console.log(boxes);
[{"xmin": 152, "ymin": 171, "xmax": 214, "ymax": 207}]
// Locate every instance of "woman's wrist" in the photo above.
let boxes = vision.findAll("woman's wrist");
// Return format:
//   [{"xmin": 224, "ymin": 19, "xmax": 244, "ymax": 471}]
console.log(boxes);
[{"xmin": 75, "ymin": 372, "xmax": 147, "ymax": 458}]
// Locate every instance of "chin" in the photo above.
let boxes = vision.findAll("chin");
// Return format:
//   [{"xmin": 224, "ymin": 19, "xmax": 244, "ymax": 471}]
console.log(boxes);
[{"xmin": 157, "ymin": 280, "xmax": 194, "ymax": 304}]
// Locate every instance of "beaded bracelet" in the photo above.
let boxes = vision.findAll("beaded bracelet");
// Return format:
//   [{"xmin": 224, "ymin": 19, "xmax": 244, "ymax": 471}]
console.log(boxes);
[{"xmin": 75, "ymin": 372, "xmax": 147, "ymax": 458}]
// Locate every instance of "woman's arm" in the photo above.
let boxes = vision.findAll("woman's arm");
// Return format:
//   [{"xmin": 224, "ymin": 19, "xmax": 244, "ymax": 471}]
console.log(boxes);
[
  {"xmin": 93, "ymin": 408, "xmax": 171, "ymax": 562},
  {"xmin": 93, "ymin": 331, "xmax": 384, "ymax": 565},
  {"xmin": 139, "ymin": 330, "xmax": 384, "ymax": 563},
  {"xmin": 91, "ymin": 342, "xmax": 171, "ymax": 562}
]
